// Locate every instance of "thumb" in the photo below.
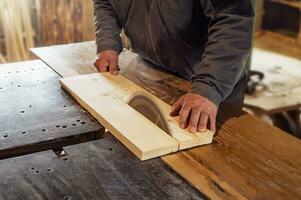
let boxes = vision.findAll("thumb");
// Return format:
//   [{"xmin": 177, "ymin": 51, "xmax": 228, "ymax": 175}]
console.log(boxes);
[{"xmin": 109, "ymin": 56, "xmax": 119, "ymax": 75}]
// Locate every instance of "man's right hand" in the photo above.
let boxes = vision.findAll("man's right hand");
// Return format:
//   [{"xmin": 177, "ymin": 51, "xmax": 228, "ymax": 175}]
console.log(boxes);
[{"xmin": 94, "ymin": 50, "xmax": 119, "ymax": 75}]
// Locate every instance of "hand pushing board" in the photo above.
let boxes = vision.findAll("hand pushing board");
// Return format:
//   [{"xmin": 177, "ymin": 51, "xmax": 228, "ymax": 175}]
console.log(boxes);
[{"xmin": 60, "ymin": 73, "xmax": 213, "ymax": 160}]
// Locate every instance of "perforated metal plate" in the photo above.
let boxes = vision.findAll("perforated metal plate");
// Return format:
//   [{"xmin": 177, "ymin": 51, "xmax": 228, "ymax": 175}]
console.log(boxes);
[
  {"xmin": 0, "ymin": 60, "xmax": 103, "ymax": 159},
  {"xmin": 0, "ymin": 134, "xmax": 204, "ymax": 200}
]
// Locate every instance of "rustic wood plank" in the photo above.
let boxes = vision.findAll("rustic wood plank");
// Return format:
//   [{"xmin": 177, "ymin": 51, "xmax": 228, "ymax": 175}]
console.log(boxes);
[
  {"xmin": 31, "ymin": 42, "xmax": 98, "ymax": 77},
  {"xmin": 31, "ymin": 41, "xmax": 139, "ymax": 77},
  {"xmin": 32, "ymin": 42, "xmax": 301, "ymax": 199},
  {"xmin": 163, "ymin": 114, "xmax": 301, "ymax": 199},
  {"xmin": 0, "ymin": 60, "xmax": 103, "ymax": 159},
  {"xmin": 0, "ymin": 134, "xmax": 205, "ymax": 200},
  {"xmin": 61, "ymin": 74, "xmax": 179, "ymax": 160}
]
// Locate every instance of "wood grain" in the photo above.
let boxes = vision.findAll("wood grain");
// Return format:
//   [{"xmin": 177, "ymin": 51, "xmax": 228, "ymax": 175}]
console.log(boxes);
[
  {"xmin": 61, "ymin": 73, "xmax": 213, "ymax": 159},
  {"xmin": 61, "ymin": 74, "xmax": 179, "ymax": 160},
  {"xmin": 163, "ymin": 114, "xmax": 301, "ymax": 199},
  {"xmin": 32, "ymin": 42, "xmax": 301, "ymax": 199},
  {"xmin": 87, "ymin": 73, "xmax": 213, "ymax": 149}
]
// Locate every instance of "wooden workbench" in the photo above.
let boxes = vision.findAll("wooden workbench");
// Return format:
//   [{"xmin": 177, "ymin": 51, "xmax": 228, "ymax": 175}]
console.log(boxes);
[{"xmin": 32, "ymin": 42, "xmax": 301, "ymax": 199}]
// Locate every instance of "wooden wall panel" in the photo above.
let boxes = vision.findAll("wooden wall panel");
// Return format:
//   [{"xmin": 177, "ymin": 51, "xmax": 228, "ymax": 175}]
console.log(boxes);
[{"xmin": 0, "ymin": 0, "xmax": 95, "ymax": 62}]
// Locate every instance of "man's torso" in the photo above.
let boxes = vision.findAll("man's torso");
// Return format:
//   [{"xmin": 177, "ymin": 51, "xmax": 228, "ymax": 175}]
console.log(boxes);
[{"xmin": 110, "ymin": 0, "xmax": 209, "ymax": 79}]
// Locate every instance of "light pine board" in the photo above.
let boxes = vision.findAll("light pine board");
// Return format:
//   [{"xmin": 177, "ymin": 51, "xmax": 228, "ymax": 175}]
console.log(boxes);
[
  {"xmin": 61, "ymin": 73, "xmax": 213, "ymax": 160},
  {"xmin": 61, "ymin": 75, "xmax": 178, "ymax": 160},
  {"xmin": 89, "ymin": 73, "xmax": 213, "ymax": 149}
]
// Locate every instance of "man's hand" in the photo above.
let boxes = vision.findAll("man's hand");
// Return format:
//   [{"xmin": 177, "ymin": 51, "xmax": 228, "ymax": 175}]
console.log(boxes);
[
  {"xmin": 170, "ymin": 93, "xmax": 217, "ymax": 133},
  {"xmin": 94, "ymin": 50, "xmax": 119, "ymax": 75}
]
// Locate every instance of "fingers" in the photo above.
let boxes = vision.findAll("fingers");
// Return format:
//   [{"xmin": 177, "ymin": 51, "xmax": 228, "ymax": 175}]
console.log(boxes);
[
  {"xmin": 188, "ymin": 108, "xmax": 201, "ymax": 133},
  {"xmin": 170, "ymin": 93, "xmax": 218, "ymax": 133},
  {"xmin": 96, "ymin": 58, "xmax": 108, "ymax": 72},
  {"xmin": 198, "ymin": 113, "xmax": 209, "ymax": 132},
  {"xmin": 209, "ymin": 114, "xmax": 216, "ymax": 133},
  {"xmin": 94, "ymin": 51, "xmax": 119, "ymax": 75},
  {"xmin": 179, "ymin": 105, "xmax": 191, "ymax": 129},
  {"xmin": 170, "ymin": 96, "xmax": 184, "ymax": 116},
  {"xmin": 109, "ymin": 56, "xmax": 119, "ymax": 75}
]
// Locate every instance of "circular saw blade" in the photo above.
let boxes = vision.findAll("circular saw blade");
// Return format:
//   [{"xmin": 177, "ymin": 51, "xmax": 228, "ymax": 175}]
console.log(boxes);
[{"xmin": 128, "ymin": 94, "xmax": 170, "ymax": 135}]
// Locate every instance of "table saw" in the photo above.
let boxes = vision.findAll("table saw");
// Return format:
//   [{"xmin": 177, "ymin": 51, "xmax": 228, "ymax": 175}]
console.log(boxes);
[{"xmin": 0, "ymin": 42, "xmax": 301, "ymax": 199}]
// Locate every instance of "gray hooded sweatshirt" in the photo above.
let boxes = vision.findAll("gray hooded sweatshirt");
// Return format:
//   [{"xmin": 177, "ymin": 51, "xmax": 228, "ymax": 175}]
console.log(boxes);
[{"xmin": 93, "ymin": 0, "xmax": 254, "ymax": 107}]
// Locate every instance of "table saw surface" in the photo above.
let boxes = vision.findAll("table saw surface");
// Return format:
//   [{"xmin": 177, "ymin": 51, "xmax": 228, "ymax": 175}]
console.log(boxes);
[
  {"xmin": 0, "ymin": 60, "xmax": 102, "ymax": 159},
  {"xmin": 0, "ymin": 134, "xmax": 203, "ymax": 200}
]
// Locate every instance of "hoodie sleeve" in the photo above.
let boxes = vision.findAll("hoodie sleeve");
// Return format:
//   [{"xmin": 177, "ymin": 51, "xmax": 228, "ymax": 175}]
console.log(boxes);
[
  {"xmin": 191, "ymin": 0, "xmax": 254, "ymax": 106},
  {"xmin": 93, "ymin": 0, "xmax": 123, "ymax": 54}
]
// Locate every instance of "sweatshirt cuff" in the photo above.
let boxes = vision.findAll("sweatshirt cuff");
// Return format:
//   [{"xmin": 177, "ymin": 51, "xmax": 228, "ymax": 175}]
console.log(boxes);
[
  {"xmin": 190, "ymin": 81, "xmax": 223, "ymax": 106},
  {"xmin": 96, "ymin": 40, "xmax": 123, "ymax": 55}
]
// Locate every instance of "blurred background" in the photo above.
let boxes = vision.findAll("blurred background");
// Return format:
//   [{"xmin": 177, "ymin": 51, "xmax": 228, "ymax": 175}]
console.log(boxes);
[
  {"xmin": 0, "ymin": 0, "xmax": 95, "ymax": 62},
  {"xmin": 0, "ymin": 0, "xmax": 301, "ymax": 137}
]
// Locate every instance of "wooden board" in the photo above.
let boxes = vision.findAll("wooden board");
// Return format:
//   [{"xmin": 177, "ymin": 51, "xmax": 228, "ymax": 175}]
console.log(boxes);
[
  {"xmin": 61, "ymin": 73, "xmax": 213, "ymax": 160},
  {"xmin": 0, "ymin": 134, "xmax": 205, "ymax": 200},
  {"xmin": 0, "ymin": 60, "xmax": 103, "ymax": 159},
  {"xmin": 32, "ymin": 42, "xmax": 301, "ymax": 199},
  {"xmin": 163, "ymin": 114, "xmax": 301, "ymax": 199},
  {"xmin": 61, "ymin": 74, "xmax": 179, "ymax": 160},
  {"xmin": 31, "ymin": 41, "xmax": 138, "ymax": 77}
]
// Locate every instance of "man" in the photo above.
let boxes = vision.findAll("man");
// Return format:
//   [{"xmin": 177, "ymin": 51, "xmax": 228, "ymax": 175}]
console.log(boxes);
[{"xmin": 93, "ymin": 0, "xmax": 254, "ymax": 133}]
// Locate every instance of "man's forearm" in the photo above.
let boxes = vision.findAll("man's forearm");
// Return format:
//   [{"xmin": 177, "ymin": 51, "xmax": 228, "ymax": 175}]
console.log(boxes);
[
  {"xmin": 192, "ymin": 0, "xmax": 254, "ymax": 106},
  {"xmin": 93, "ymin": 0, "xmax": 122, "ymax": 54}
]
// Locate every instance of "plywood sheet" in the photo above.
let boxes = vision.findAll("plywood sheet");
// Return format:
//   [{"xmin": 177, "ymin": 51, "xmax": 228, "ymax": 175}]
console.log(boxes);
[{"xmin": 60, "ymin": 73, "xmax": 213, "ymax": 160}]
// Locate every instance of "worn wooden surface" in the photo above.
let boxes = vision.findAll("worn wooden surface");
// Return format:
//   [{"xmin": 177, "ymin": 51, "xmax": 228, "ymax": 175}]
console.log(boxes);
[
  {"xmin": 0, "ymin": 60, "xmax": 103, "ymax": 159},
  {"xmin": 32, "ymin": 42, "xmax": 301, "ymax": 199},
  {"xmin": 0, "ymin": 133, "xmax": 205, "ymax": 200}
]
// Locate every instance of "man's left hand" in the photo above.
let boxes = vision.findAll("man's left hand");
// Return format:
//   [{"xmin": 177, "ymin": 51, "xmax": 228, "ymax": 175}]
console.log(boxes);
[{"xmin": 170, "ymin": 93, "xmax": 217, "ymax": 133}]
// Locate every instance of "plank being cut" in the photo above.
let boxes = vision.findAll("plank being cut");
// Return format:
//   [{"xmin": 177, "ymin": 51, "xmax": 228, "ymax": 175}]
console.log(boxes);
[
  {"xmin": 61, "ymin": 75, "xmax": 179, "ymax": 160},
  {"xmin": 61, "ymin": 73, "xmax": 213, "ymax": 153},
  {"xmin": 88, "ymin": 73, "xmax": 213, "ymax": 149}
]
